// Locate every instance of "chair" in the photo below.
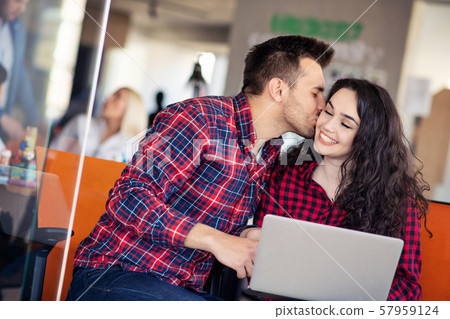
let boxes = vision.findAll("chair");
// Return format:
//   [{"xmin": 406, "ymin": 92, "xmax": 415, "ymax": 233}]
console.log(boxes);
[
  {"xmin": 204, "ymin": 259, "xmax": 245, "ymax": 300},
  {"xmin": 37, "ymin": 148, "xmax": 125, "ymax": 300},
  {"xmin": 39, "ymin": 148, "xmax": 249, "ymax": 300},
  {"xmin": 21, "ymin": 227, "xmax": 71, "ymax": 300},
  {"xmin": 0, "ymin": 166, "xmax": 71, "ymax": 300},
  {"xmin": 420, "ymin": 200, "xmax": 450, "ymax": 300}
]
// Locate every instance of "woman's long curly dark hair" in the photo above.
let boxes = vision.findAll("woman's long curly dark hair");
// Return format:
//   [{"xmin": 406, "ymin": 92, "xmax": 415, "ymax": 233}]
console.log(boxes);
[{"xmin": 288, "ymin": 78, "xmax": 430, "ymax": 237}]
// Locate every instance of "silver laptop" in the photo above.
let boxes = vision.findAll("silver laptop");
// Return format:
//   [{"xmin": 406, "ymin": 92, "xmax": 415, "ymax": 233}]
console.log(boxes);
[{"xmin": 247, "ymin": 215, "xmax": 404, "ymax": 301}]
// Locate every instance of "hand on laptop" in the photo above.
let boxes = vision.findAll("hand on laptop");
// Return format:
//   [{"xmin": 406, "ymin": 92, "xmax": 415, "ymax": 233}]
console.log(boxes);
[
  {"xmin": 240, "ymin": 227, "xmax": 261, "ymax": 241},
  {"xmin": 211, "ymin": 231, "xmax": 258, "ymax": 279},
  {"xmin": 184, "ymin": 223, "xmax": 259, "ymax": 279}
]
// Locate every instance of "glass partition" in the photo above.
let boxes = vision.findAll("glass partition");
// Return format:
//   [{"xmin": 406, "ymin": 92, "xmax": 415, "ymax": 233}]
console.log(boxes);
[
  {"xmin": 0, "ymin": 0, "xmax": 110, "ymax": 300},
  {"xmin": 2, "ymin": 0, "xmax": 448, "ymax": 303}
]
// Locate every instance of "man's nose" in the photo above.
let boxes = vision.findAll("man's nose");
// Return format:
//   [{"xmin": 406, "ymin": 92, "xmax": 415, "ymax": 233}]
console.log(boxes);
[{"xmin": 317, "ymin": 95, "xmax": 326, "ymax": 111}]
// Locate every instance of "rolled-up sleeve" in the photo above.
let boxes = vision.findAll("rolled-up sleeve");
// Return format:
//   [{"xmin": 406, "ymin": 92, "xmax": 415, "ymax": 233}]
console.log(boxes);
[
  {"xmin": 105, "ymin": 107, "xmax": 210, "ymax": 249},
  {"xmin": 388, "ymin": 197, "xmax": 422, "ymax": 300}
]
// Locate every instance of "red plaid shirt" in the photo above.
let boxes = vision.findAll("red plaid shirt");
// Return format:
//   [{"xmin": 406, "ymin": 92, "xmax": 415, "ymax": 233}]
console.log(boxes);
[
  {"xmin": 254, "ymin": 159, "xmax": 422, "ymax": 301},
  {"xmin": 74, "ymin": 93, "xmax": 280, "ymax": 292}
]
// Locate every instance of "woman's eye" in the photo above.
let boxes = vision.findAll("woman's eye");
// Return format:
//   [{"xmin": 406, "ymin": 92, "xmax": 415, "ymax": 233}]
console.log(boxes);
[
  {"xmin": 324, "ymin": 110, "xmax": 333, "ymax": 116},
  {"xmin": 341, "ymin": 123, "xmax": 351, "ymax": 129}
]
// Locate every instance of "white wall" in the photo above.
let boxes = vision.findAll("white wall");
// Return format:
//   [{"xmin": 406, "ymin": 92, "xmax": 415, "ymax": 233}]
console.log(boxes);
[
  {"xmin": 401, "ymin": 2, "xmax": 450, "ymax": 96},
  {"xmin": 98, "ymin": 28, "xmax": 229, "ymax": 115},
  {"xmin": 399, "ymin": 0, "xmax": 450, "ymax": 202},
  {"xmin": 226, "ymin": 0, "xmax": 413, "ymax": 100},
  {"xmin": 399, "ymin": 1, "xmax": 450, "ymax": 125}
]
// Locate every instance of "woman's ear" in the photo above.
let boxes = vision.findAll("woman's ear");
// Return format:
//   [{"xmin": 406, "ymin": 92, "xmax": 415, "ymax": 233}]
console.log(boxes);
[{"xmin": 267, "ymin": 78, "xmax": 285, "ymax": 102}]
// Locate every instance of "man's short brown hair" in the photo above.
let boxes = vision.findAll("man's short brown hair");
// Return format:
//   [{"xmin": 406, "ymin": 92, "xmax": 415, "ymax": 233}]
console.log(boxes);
[{"xmin": 242, "ymin": 35, "xmax": 334, "ymax": 96}]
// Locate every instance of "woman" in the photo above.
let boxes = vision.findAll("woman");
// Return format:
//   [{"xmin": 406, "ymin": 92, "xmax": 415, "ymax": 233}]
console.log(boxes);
[
  {"xmin": 51, "ymin": 87, "xmax": 148, "ymax": 162},
  {"xmin": 255, "ymin": 78, "xmax": 430, "ymax": 301}
]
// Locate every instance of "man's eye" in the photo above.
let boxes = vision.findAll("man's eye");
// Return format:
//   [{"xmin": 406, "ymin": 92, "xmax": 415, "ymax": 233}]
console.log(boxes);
[{"xmin": 324, "ymin": 110, "xmax": 333, "ymax": 116}]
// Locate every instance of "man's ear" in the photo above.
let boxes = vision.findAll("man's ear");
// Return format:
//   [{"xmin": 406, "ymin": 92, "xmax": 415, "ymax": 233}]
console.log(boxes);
[{"xmin": 267, "ymin": 78, "xmax": 285, "ymax": 102}]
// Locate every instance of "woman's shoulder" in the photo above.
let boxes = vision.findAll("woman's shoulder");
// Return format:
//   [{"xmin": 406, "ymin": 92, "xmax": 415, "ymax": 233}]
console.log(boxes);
[
  {"xmin": 284, "ymin": 141, "xmax": 320, "ymax": 170},
  {"xmin": 272, "ymin": 153, "xmax": 317, "ymax": 186}
]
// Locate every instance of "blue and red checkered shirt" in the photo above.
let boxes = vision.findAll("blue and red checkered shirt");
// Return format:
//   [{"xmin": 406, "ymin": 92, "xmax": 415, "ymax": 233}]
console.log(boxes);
[
  {"xmin": 254, "ymin": 159, "xmax": 422, "ymax": 301},
  {"xmin": 74, "ymin": 93, "xmax": 281, "ymax": 292}
]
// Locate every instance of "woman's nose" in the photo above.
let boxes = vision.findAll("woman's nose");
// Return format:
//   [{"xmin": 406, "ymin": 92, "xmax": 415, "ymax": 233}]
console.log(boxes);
[{"xmin": 322, "ymin": 117, "xmax": 337, "ymax": 132}]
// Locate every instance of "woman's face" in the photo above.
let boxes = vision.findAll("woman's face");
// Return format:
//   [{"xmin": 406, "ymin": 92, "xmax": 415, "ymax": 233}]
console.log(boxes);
[
  {"xmin": 314, "ymin": 88, "xmax": 360, "ymax": 162},
  {"xmin": 102, "ymin": 89, "xmax": 128, "ymax": 121}
]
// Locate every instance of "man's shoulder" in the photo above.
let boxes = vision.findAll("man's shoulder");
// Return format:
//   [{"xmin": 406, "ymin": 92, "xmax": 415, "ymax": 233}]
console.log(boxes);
[
  {"xmin": 183, "ymin": 95, "xmax": 233, "ymax": 113},
  {"xmin": 165, "ymin": 95, "xmax": 235, "ymax": 122}
]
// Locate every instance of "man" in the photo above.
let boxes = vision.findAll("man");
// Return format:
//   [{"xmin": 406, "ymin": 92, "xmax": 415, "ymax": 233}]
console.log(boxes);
[
  {"xmin": 67, "ymin": 35, "xmax": 334, "ymax": 301},
  {"xmin": 0, "ymin": 0, "xmax": 39, "ymax": 141}
]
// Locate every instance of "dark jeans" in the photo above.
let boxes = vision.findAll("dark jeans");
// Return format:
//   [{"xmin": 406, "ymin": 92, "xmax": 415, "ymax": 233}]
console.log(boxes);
[{"xmin": 66, "ymin": 265, "xmax": 222, "ymax": 301}]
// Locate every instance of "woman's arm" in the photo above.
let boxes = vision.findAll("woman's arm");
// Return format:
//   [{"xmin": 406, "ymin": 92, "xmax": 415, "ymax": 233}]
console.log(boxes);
[{"xmin": 388, "ymin": 197, "xmax": 422, "ymax": 300}]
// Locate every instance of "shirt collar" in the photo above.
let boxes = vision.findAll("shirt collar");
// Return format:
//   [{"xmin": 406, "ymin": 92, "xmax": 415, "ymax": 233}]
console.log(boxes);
[
  {"xmin": 303, "ymin": 159, "xmax": 319, "ymax": 182},
  {"xmin": 233, "ymin": 92, "xmax": 256, "ymax": 149}
]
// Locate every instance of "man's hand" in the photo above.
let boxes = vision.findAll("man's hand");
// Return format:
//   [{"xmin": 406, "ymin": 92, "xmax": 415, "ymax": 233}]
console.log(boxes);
[
  {"xmin": 240, "ymin": 227, "xmax": 261, "ymax": 241},
  {"xmin": 184, "ymin": 223, "xmax": 259, "ymax": 279}
]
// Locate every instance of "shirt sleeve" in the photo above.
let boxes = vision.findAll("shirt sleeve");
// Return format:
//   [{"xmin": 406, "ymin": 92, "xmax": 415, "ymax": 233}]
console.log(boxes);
[
  {"xmin": 104, "ymin": 105, "xmax": 211, "ymax": 250},
  {"xmin": 388, "ymin": 197, "xmax": 422, "ymax": 300}
]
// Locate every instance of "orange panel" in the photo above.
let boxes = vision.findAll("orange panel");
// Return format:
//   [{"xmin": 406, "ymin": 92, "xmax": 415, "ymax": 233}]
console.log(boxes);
[
  {"xmin": 420, "ymin": 201, "xmax": 450, "ymax": 301},
  {"xmin": 37, "ymin": 147, "xmax": 125, "ymax": 300},
  {"xmin": 36, "ymin": 147, "xmax": 450, "ymax": 301}
]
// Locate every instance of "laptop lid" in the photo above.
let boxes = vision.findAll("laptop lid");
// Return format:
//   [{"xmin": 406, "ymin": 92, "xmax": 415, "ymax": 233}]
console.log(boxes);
[{"xmin": 248, "ymin": 215, "xmax": 404, "ymax": 301}]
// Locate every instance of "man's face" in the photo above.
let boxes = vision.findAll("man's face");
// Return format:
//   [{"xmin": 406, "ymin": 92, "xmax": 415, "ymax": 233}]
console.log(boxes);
[
  {"xmin": 1, "ymin": 0, "xmax": 29, "ymax": 22},
  {"xmin": 282, "ymin": 57, "xmax": 326, "ymax": 138}
]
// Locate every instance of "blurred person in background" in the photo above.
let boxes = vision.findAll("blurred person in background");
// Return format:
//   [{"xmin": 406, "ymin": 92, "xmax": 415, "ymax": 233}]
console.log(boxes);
[
  {"xmin": 0, "ymin": 0, "xmax": 39, "ymax": 142},
  {"xmin": 148, "ymin": 90, "xmax": 165, "ymax": 127},
  {"xmin": 51, "ymin": 87, "xmax": 148, "ymax": 162}
]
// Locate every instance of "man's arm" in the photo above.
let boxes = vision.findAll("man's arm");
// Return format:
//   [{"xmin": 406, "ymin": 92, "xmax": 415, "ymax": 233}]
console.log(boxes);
[
  {"xmin": 184, "ymin": 223, "xmax": 259, "ymax": 278},
  {"xmin": 106, "ymin": 104, "xmax": 259, "ymax": 276},
  {"xmin": 106, "ymin": 107, "xmax": 209, "ymax": 249}
]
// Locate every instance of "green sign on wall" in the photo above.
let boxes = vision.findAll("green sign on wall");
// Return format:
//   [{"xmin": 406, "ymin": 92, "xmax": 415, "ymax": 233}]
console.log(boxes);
[{"xmin": 271, "ymin": 13, "xmax": 363, "ymax": 42}]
